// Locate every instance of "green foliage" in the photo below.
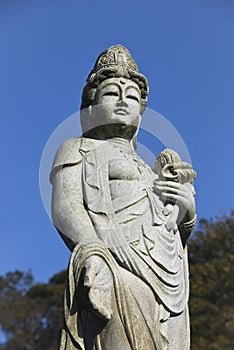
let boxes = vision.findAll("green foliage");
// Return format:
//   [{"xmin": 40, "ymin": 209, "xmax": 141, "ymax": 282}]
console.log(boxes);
[
  {"xmin": 0, "ymin": 213, "xmax": 233, "ymax": 349},
  {"xmin": 189, "ymin": 212, "xmax": 234, "ymax": 349},
  {"xmin": 0, "ymin": 270, "xmax": 64, "ymax": 350}
]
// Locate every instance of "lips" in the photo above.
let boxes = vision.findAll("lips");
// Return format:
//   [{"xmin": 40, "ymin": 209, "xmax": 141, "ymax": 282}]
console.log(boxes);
[{"xmin": 114, "ymin": 108, "xmax": 129, "ymax": 115}]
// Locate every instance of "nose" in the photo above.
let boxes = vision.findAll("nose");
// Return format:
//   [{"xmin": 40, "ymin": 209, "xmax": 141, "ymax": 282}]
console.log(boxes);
[{"xmin": 117, "ymin": 91, "xmax": 128, "ymax": 107}]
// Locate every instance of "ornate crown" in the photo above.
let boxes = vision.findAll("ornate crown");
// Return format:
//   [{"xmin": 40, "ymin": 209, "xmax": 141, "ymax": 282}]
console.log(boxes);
[{"xmin": 91, "ymin": 45, "xmax": 139, "ymax": 73}]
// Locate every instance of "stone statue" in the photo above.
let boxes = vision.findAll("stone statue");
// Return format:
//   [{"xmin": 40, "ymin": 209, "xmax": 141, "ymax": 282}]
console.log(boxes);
[{"xmin": 50, "ymin": 45, "xmax": 197, "ymax": 350}]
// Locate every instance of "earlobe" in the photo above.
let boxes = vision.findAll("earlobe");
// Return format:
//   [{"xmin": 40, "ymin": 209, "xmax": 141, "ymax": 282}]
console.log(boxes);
[{"xmin": 80, "ymin": 106, "xmax": 92, "ymax": 135}]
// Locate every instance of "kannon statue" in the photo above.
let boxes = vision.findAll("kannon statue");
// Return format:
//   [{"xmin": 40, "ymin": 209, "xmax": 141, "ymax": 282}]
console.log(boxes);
[{"xmin": 50, "ymin": 45, "xmax": 197, "ymax": 350}]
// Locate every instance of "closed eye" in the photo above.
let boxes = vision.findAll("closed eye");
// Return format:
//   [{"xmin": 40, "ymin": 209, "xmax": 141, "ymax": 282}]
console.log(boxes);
[
  {"xmin": 103, "ymin": 92, "xmax": 119, "ymax": 96},
  {"xmin": 127, "ymin": 95, "xmax": 139, "ymax": 102}
]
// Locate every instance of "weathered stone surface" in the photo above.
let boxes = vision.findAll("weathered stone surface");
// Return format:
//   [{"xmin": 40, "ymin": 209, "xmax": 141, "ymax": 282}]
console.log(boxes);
[{"xmin": 50, "ymin": 45, "xmax": 197, "ymax": 349}]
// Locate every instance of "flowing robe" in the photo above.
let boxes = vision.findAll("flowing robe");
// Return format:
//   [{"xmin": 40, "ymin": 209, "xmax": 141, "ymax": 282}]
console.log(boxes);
[{"xmin": 50, "ymin": 137, "xmax": 190, "ymax": 350}]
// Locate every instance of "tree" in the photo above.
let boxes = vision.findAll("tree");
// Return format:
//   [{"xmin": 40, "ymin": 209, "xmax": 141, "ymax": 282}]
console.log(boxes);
[
  {"xmin": 189, "ymin": 212, "xmax": 234, "ymax": 349},
  {"xmin": 0, "ymin": 270, "xmax": 65, "ymax": 350},
  {"xmin": 0, "ymin": 213, "xmax": 233, "ymax": 349}
]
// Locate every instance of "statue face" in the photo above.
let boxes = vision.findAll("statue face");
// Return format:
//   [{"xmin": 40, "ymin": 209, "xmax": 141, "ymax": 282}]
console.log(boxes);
[{"xmin": 88, "ymin": 78, "xmax": 141, "ymax": 137}]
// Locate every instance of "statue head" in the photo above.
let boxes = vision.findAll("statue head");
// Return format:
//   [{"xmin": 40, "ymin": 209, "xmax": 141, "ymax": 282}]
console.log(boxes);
[{"xmin": 80, "ymin": 45, "xmax": 149, "ymax": 142}]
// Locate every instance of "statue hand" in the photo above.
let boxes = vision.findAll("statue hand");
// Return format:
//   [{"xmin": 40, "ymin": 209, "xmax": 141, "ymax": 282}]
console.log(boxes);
[
  {"xmin": 154, "ymin": 180, "xmax": 196, "ymax": 224},
  {"xmin": 83, "ymin": 255, "xmax": 113, "ymax": 320}
]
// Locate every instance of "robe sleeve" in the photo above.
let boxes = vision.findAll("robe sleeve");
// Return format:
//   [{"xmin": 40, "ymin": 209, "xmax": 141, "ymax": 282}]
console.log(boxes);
[{"xmin": 50, "ymin": 138, "xmax": 101, "ymax": 251}]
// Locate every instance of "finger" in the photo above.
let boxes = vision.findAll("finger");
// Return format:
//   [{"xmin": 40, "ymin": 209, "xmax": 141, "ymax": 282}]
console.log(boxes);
[
  {"xmin": 84, "ymin": 263, "xmax": 97, "ymax": 288},
  {"xmin": 156, "ymin": 185, "xmax": 188, "ymax": 198},
  {"xmin": 89, "ymin": 287, "xmax": 112, "ymax": 320},
  {"xmin": 161, "ymin": 192, "xmax": 178, "ymax": 200},
  {"xmin": 156, "ymin": 181, "xmax": 181, "ymax": 189},
  {"xmin": 159, "ymin": 181, "xmax": 191, "ymax": 193},
  {"xmin": 160, "ymin": 192, "xmax": 187, "ymax": 204},
  {"xmin": 163, "ymin": 203, "xmax": 174, "ymax": 216}
]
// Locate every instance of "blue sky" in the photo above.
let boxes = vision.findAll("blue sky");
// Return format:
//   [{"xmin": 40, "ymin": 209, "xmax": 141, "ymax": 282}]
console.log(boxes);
[{"xmin": 1, "ymin": 0, "xmax": 234, "ymax": 282}]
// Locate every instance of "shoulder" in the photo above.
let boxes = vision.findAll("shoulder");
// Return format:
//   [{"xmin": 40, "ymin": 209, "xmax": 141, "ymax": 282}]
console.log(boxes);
[
  {"xmin": 53, "ymin": 137, "xmax": 82, "ymax": 166},
  {"xmin": 49, "ymin": 137, "xmax": 106, "ymax": 183},
  {"xmin": 50, "ymin": 137, "xmax": 83, "ymax": 183}
]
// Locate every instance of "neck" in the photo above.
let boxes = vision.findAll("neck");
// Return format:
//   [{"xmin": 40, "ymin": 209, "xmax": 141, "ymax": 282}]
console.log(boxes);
[{"xmin": 82, "ymin": 123, "xmax": 137, "ymax": 142}]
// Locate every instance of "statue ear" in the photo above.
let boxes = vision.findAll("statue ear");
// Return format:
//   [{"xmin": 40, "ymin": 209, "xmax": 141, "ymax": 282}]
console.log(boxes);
[
  {"xmin": 132, "ymin": 114, "xmax": 142, "ymax": 149},
  {"xmin": 80, "ymin": 106, "xmax": 92, "ymax": 135}
]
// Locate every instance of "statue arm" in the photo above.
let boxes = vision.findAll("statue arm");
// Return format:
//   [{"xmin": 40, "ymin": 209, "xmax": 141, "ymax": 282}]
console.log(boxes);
[
  {"xmin": 51, "ymin": 162, "xmax": 99, "ymax": 251},
  {"xmin": 52, "ymin": 162, "xmax": 114, "ymax": 320},
  {"xmin": 177, "ymin": 192, "xmax": 197, "ymax": 246}
]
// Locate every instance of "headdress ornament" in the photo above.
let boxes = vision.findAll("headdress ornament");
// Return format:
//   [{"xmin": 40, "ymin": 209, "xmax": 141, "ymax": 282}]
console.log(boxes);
[{"xmin": 89, "ymin": 45, "xmax": 138, "ymax": 75}]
